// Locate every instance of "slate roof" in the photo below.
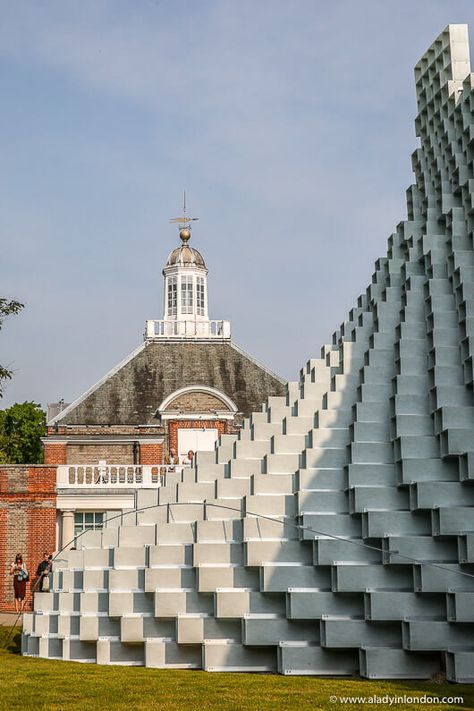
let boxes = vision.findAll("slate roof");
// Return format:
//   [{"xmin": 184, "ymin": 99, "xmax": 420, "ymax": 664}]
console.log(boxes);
[{"xmin": 52, "ymin": 341, "xmax": 286, "ymax": 425}]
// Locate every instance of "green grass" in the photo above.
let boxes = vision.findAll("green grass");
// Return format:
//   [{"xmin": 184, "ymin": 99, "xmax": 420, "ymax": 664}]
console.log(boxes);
[
  {"xmin": 0, "ymin": 629, "xmax": 472, "ymax": 711},
  {"xmin": 0, "ymin": 624, "xmax": 21, "ymax": 654}
]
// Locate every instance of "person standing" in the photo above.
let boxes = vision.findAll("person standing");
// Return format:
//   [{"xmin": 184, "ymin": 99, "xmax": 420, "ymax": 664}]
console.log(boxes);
[
  {"xmin": 36, "ymin": 552, "xmax": 52, "ymax": 592},
  {"xmin": 166, "ymin": 447, "xmax": 179, "ymax": 472},
  {"xmin": 182, "ymin": 450, "xmax": 195, "ymax": 466},
  {"xmin": 9, "ymin": 553, "xmax": 28, "ymax": 613}
]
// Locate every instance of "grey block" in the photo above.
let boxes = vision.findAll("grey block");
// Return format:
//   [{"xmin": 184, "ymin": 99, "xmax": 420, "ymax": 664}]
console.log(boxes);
[
  {"xmin": 446, "ymin": 592, "xmax": 474, "ymax": 621},
  {"xmin": 360, "ymin": 648, "xmax": 440, "ymax": 679},
  {"xmin": 446, "ymin": 651, "xmax": 474, "ymax": 683},
  {"xmin": 402, "ymin": 621, "xmax": 474, "ymax": 650},
  {"xmin": 364, "ymin": 592, "xmax": 446, "ymax": 621},
  {"xmin": 204, "ymin": 642, "xmax": 276, "ymax": 672}
]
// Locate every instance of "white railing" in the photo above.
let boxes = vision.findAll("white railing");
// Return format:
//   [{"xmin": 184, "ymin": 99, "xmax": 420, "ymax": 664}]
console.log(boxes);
[
  {"xmin": 56, "ymin": 463, "xmax": 184, "ymax": 488},
  {"xmin": 146, "ymin": 319, "xmax": 231, "ymax": 339}
]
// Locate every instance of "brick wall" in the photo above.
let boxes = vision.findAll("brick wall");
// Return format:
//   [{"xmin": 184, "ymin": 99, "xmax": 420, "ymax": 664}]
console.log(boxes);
[
  {"xmin": 0, "ymin": 466, "xmax": 56, "ymax": 612},
  {"xmin": 66, "ymin": 443, "xmax": 134, "ymax": 464},
  {"xmin": 166, "ymin": 392, "xmax": 230, "ymax": 412},
  {"xmin": 47, "ymin": 425, "xmax": 164, "ymax": 436},
  {"xmin": 139, "ymin": 443, "xmax": 163, "ymax": 465},
  {"xmin": 44, "ymin": 443, "xmax": 67, "ymax": 464}
]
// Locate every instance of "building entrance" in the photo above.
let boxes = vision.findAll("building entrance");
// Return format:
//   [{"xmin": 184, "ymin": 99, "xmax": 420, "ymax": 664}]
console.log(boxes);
[{"xmin": 177, "ymin": 427, "xmax": 218, "ymax": 461}]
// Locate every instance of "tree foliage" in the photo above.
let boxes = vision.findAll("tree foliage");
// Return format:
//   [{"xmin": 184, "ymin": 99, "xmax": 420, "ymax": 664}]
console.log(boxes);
[
  {"xmin": 0, "ymin": 297, "xmax": 24, "ymax": 398},
  {"xmin": 0, "ymin": 402, "xmax": 46, "ymax": 464}
]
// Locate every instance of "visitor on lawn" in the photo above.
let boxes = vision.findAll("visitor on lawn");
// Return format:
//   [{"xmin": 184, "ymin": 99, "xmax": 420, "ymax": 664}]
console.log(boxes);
[{"xmin": 9, "ymin": 553, "xmax": 29, "ymax": 613}]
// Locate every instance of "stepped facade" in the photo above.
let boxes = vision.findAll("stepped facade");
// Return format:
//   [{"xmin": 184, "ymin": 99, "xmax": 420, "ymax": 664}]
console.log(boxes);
[{"xmin": 23, "ymin": 25, "xmax": 474, "ymax": 682}]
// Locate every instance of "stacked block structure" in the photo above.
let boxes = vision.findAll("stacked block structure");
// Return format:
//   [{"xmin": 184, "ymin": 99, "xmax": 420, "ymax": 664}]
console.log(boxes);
[{"xmin": 23, "ymin": 25, "xmax": 474, "ymax": 682}]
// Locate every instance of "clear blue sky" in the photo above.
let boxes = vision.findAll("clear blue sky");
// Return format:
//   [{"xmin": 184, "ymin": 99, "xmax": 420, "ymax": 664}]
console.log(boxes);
[{"xmin": 2, "ymin": 1, "xmax": 474, "ymax": 409}]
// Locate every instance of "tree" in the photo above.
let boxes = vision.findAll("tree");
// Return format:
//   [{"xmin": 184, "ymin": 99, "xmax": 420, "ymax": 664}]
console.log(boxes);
[
  {"xmin": 0, "ymin": 297, "xmax": 24, "ymax": 398},
  {"xmin": 0, "ymin": 402, "xmax": 46, "ymax": 464}
]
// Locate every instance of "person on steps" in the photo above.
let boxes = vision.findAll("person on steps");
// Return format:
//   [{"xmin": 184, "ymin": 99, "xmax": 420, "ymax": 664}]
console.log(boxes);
[
  {"xmin": 182, "ymin": 450, "xmax": 194, "ymax": 466},
  {"xmin": 165, "ymin": 447, "xmax": 179, "ymax": 473}
]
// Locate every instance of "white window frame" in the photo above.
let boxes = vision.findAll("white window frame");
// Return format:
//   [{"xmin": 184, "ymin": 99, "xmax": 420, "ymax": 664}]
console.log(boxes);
[
  {"xmin": 181, "ymin": 275, "xmax": 193, "ymax": 314},
  {"xmin": 167, "ymin": 276, "xmax": 177, "ymax": 316},
  {"xmin": 196, "ymin": 277, "xmax": 205, "ymax": 316},
  {"xmin": 74, "ymin": 511, "xmax": 104, "ymax": 537}
]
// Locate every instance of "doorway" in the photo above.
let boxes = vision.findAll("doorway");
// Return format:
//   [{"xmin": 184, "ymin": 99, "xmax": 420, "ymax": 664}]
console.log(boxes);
[{"xmin": 177, "ymin": 427, "xmax": 218, "ymax": 461}]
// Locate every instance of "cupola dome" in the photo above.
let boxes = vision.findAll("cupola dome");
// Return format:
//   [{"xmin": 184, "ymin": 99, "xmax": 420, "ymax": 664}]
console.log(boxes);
[{"xmin": 165, "ymin": 228, "xmax": 206, "ymax": 268}]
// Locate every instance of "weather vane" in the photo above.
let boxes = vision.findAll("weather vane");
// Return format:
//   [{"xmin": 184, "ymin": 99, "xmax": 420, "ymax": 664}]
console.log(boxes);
[{"xmin": 169, "ymin": 190, "xmax": 199, "ymax": 230}]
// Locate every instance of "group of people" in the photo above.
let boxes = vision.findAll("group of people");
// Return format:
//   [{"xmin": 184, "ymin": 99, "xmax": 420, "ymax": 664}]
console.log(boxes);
[
  {"xmin": 164, "ymin": 448, "xmax": 194, "ymax": 471},
  {"xmin": 9, "ymin": 552, "xmax": 53, "ymax": 612}
]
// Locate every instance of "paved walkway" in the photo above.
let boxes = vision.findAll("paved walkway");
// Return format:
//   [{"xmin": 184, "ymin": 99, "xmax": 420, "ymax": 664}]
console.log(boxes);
[{"xmin": 0, "ymin": 612, "xmax": 23, "ymax": 627}]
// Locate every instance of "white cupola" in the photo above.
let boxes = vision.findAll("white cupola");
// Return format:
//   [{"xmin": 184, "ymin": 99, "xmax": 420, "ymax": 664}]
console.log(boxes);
[
  {"xmin": 163, "ymin": 227, "xmax": 209, "ymax": 322},
  {"xmin": 145, "ymin": 207, "xmax": 230, "ymax": 341}
]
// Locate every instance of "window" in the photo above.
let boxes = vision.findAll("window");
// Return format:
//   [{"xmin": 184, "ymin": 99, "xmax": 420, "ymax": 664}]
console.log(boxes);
[
  {"xmin": 74, "ymin": 511, "xmax": 104, "ymax": 537},
  {"xmin": 196, "ymin": 277, "xmax": 205, "ymax": 316},
  {"xmin": 181, "ymin": 275, "xmax": 193, "ymax": 314},
  {"xmin": 167, "ymin": 276, "xmax": 177, "ymax": 316}
]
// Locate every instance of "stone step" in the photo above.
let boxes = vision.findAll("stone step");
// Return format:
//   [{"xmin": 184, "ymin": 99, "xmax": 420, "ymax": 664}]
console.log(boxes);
[
  {"xmin": 296, "ymin": 467, "xmax": 345, "ymax": 491},
  {"xmin": 264, "ymin": 452, "xmax": 300, "ymax": 474},
  {"xmin": 297, "ymin": 490, "xmax": 348, "ymax": 514},
  {"xmin": 283, "ymin": 415, "xmax": 314, "ymax": 435},
  {"xmin": 271, "ymin": 433, "xmax": 306, "ymax": 454},
  {"xmin": 309, "ymin": 428, "xmax": 350, "ymax": 448},
  {"xmin": 304, "ymin": 447, "xmax": 348, "ymax": 468},
  {"xmin": 251, "ymin": 473, "xmax": 293, "ymax": 495}
]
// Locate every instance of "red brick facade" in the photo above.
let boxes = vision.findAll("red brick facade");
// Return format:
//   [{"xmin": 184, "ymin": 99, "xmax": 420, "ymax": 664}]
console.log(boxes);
[
  {"xmin": 0, "ymin": 466, "xmax": 57, "ymax": 612},
  {"xmin": 43, "ymin": 442, "xmax": 67, "ymax": 465},
  {"xmin": 139, "ymin": 443, "xmax": 163, "ymax": 464}
]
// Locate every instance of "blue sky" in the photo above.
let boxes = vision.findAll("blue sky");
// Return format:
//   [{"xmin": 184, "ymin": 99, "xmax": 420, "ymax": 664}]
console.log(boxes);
[{"xmin": 2, "ymin": 1, "xmax": 474, "ymax": 409}]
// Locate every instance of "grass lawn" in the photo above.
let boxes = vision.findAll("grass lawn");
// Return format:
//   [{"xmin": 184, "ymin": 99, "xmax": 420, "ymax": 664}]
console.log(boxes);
[{"xmin": 0, "ymin": 628, "xmax": 472, "ymax": 711}]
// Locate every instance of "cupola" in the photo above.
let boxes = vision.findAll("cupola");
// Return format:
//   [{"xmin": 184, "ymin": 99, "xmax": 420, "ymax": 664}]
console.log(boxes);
[{"xmin": 145, "ymin": 197, "xmax": 230, "ymax": 340}]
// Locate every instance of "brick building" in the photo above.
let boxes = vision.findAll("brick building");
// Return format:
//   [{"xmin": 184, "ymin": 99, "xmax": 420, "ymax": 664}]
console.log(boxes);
[
  {"xmin": 0, "ymin": 466, "xmax": 56, "ymax": 612},
  {"xmin": 41, "ymin": 219, "xmax": 285, "ymax": 554}
]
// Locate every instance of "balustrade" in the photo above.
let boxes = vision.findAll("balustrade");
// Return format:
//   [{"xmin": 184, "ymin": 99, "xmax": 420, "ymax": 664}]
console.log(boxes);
[
  {"xmin": 145, "ymin": 319, "xmax": 231, "ymax": 339},
  {"xmin": 56, "ymin": 463, "xmax": 184, "ymax": 488}
]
